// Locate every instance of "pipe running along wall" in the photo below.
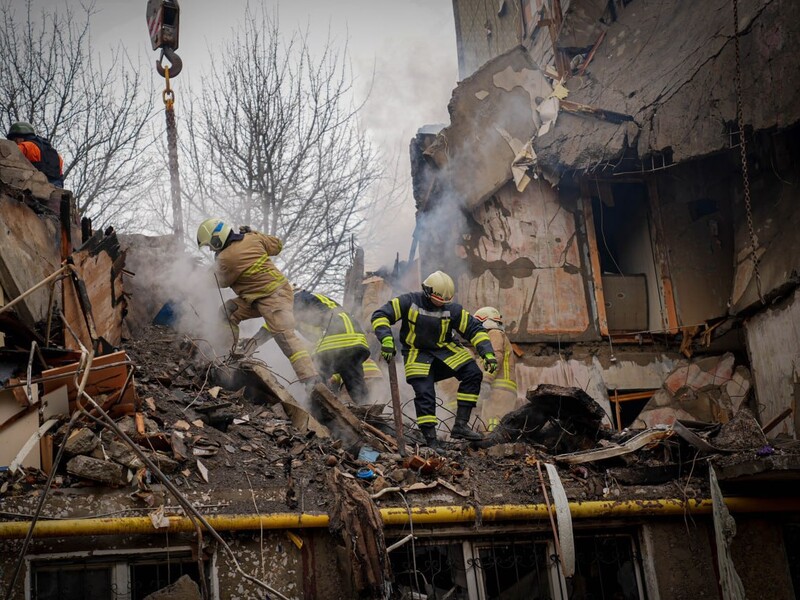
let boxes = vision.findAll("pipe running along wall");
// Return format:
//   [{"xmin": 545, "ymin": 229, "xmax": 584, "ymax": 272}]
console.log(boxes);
[{"xmin": 0, "ymin": 497, "xmax": 798, "ymax": 539}]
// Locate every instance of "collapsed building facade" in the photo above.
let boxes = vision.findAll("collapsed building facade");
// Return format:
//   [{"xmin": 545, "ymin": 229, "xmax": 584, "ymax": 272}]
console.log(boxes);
[{"xmin": 1, "ymin": 0, "xmax": 800, "ymax": 599}]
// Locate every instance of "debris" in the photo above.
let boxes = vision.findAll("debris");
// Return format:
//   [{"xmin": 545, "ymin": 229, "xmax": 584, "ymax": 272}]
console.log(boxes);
[
  {"xmin": 196, "ymin": 459, "xmax": 209, "ymax": 483},
  {"xmin": 149, "ymin": 505, "xmax": 170, "ymax": 530},
  {"xmin": 64, "ymin": 428, "xmax": 100, "ymax": 456},
  {"xmin": 208, "ymin": 385, "xmax": 221, "ymax": 398},
  {"xmin": 144, "ymin": 397, "xmax": 157, "ymax": 412},
  {"xmin": 325, "ymin": 455, "xmax": 339, "ymax": 467},
  {"xmin": 327, "ymin": 468, "xmax": 390, "ymax": 597},
  {"xmin": 555, "ymin": 427, "xmax": 673, "ymax": 465},
  {"xmin": 191, "ymin": 419, "xmax": 204, "ymax": 428},
  {"xmin": 8, "ymin": 418, "xmax": 59, "ymax": 473},
  {"xmin": 66, "ymin": 455, "xmax": 130, "ymax": 485},
  {"xmin": 142, "ymin": 574, "xmax": 202, "ymax": 600},
  {"xmin": 710, "ymin": 466, "xmax": 746, "ymax": 600},
  {"xmin": 357, "ymin": 446, "xmax": 380, "ymax": 463},
  {"xmin": 173, "ymin": 420, "xmax": 191, "ymax": 431},
  {"xmin": 170, "ymin": 431, "xmax": 189, "ymax": 460}
]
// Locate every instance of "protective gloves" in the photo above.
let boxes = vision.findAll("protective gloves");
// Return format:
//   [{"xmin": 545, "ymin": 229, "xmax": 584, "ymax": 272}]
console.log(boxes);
[
  {"xmin": 483, "ymin": 352, "xmax": 498, "ymax": 374},
  {"xmin": 380, "ymin": 337, "xmax": 397, "ymax": 362}
]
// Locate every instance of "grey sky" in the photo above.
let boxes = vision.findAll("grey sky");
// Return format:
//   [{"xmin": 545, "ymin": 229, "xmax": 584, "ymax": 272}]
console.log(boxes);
[{"xmin": 77, "ymin": 0, "xmax": 459, "ymax": 269}]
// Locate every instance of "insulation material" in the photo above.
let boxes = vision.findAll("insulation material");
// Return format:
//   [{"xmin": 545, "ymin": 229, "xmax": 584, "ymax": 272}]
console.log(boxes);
[{"xmin": 456, "ymin": 179, "xmax": 592, "ymax": 341}]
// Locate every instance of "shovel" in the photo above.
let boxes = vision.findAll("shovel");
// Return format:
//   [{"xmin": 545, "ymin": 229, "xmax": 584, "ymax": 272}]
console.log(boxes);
[{"xmin": 387, "ymin": 358, "xmax": 407, "ymax": 457}]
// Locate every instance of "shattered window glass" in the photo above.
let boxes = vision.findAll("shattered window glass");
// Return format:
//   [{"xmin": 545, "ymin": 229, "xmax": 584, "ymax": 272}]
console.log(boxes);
[{"xmin": 390, "ymin": 542, "xmax": 469, "ymax": 599}]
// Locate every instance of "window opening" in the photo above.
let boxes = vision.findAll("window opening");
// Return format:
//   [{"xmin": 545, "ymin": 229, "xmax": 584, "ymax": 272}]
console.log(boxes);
[
  {"xmin": 32, "ymin": 562, "xmax": 114, "ymax": 600},
  {"xmin": 390, "ymin": 542, "xmax": 468, "ymax": 599},
  {"xmin": 475, "ymin": 540, "xmax": 552, "ymax": 599},
  {"xmin": 784, "ymin": 524, "xmax": 800, "ymax": 596},
  {"xmin": 591, "ymin": 182, "xmax": 661, "ymax": 333}
]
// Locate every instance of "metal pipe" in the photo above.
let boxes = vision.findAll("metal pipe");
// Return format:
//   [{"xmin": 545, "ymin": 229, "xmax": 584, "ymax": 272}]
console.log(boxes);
[{"xmin": 1, "ymin": 498, "xmax": 798, "ymax": 540}]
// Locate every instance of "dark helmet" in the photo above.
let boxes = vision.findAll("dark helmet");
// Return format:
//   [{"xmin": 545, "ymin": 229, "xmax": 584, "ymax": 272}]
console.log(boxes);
[{"xmin": 7, "ymin": 122, "xmax": 36, "ymax": 139}]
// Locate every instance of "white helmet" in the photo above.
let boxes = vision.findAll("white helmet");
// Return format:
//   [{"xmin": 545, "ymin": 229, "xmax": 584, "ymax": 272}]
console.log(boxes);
[
  {"xmin": 422, "ymin": 271, "xmax": 455, "ymax": 306},
  {"xmin": 474, "ymin": 306, "xmax": 503, "ymax": 330}
]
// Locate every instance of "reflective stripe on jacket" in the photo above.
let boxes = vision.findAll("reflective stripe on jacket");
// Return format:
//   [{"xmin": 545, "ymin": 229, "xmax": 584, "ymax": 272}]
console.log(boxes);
[
  {"xmin": 483, "ymin": 328, "xmax": 518, "ymax": 393},
  {"xmin": 215, "ymin": 232, "xmax": 288, "ymax": 302},
  {"xmin": 371, "ymin": 291, "xmax": 492, "ymax": 380},
  {"xmin": 294, "ymin": 291, "xmax": 369, "ymax": 355}
]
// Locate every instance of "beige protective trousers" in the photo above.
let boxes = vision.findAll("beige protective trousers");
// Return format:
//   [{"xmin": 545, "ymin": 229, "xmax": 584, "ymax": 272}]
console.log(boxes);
[{"xmin": 223, "ymin": 285, "xmax": 317, "ymax": 381}]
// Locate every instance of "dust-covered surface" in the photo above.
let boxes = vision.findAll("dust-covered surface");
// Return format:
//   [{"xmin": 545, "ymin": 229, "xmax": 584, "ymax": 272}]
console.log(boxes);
[{"xmin": 4, "ymin": 325, "xmax": 800, "ymax": 523}]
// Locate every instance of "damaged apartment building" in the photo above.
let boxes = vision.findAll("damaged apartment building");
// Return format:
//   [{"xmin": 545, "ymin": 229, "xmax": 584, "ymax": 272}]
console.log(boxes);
[{"xmin": 2, "ymin": 1, "xmax": 800, "ymax": 599}]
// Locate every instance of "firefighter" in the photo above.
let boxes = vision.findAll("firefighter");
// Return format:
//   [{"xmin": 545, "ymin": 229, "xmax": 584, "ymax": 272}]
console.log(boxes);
[
  {"xmin": 196, "ymin": 218, "xmax": 318, "ymax": 384},
  {"xmin": 474, "ymin": 306, "xmax": 519, "ymax": 431},
  {"xmin": 371, "ymin": 271, "xmax": 497, "ymax": 449},
  {"xmin": 243, "ymin": 290, "xmax": 370, "ymax": 404},
  {"xmin": 6, "ymin": 122, "xmax": 64, "ymax": 187}
]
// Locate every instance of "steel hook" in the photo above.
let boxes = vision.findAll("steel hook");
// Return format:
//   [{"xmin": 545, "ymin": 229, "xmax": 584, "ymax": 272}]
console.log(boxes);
[{"xmin": 156, "ymin": 47, "xmax": 183, "ymax": 78}]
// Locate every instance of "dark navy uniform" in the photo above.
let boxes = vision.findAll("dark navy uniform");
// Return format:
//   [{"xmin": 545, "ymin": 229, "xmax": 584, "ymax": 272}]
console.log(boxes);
[
  {"xmin": 371, "ymin": 291, "xmax": 493, "ymax": 427},
  {"xmin": 294, "ymin": 291, "xmax": 370, "ymax": 403}
]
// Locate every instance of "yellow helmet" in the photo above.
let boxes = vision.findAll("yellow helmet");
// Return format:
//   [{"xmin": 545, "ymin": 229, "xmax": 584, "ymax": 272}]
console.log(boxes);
[
  {"xmin": 196, "ymin": 218, "xmax": 232, "ymax": 251},
  {"xmin": 422, "ymin": 271, "xmax": 455, "ymax": 305},
  {"xmin": 474, "ymin": 306, "xmax": 503, "ymax": 330}
]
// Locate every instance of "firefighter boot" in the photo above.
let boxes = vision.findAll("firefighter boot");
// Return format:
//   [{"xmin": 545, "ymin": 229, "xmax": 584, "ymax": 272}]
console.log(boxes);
[
  {"xmin": 450, "ymin": 405, "xmax": 483, "ymax": 441},
  {"xmin": 419, "ymin": 424, "xmax": 443, "ymax": 453}
]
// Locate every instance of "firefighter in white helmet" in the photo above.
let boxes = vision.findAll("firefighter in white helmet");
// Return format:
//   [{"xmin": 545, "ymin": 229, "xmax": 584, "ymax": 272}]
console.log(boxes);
[
  {"xmin": 474, "ymin": 306, "xmax": 519, "ymax": 431},
  {"xmin": 371, "ymin": 271, "xmax": 497, "ymax": 450},
  {"xmin": 196, "ymin": 218, "xmax": 318, "ymax": 384}
]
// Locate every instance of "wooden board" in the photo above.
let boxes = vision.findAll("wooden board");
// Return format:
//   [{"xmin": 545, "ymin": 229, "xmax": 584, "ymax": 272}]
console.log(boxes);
[{"xmin": 41, "ymin": 350, "xmax": 136, "ymax": 414}]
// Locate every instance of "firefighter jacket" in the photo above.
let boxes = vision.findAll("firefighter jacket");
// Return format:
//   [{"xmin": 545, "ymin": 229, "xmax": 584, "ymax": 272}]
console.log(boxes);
[
  {"xmin": 215, "ymin": 231, "xmax": 288, "ymax": 303},
  {"xmin": 371, "ymin": 292, "xmax": 493, "ymax": 379},
  {"xmin": 294, "ymin": 291, "xmax": 369, "ymax": 356},
  {"xmin": 482, "ymin": 329, "xmax": 518, "ymax": 393}
]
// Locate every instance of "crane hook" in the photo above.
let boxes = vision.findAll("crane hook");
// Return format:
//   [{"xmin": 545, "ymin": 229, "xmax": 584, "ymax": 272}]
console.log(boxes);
[{"xmin": 156, "ymin": 47, "xmax": 182, "ymax": 78}]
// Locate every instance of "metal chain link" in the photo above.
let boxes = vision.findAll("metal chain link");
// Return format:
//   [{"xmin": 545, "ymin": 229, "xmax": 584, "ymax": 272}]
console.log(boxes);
[
  {"xmin": 733, "ymin": 0, "xmax": 765, "ymax": 304},
  {"xmin": 162, "ymin": 66, "xmax": 184, "ymax": 238}
]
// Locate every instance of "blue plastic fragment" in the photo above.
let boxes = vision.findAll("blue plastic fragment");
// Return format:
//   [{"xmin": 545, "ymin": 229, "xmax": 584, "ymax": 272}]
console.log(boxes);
[
  {"xmin": 358, "ymin": 446, "xmax": 380, "ymax": 463},
  {"xmin": 356, "ymin": 467, "xmax": 375, "ymax": 480}
]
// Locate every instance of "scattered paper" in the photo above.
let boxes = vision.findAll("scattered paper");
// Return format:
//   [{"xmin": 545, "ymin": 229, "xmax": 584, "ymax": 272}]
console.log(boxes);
[{"xmin": 196, "ymin": 459, "xmax": 209, "ymax": 483}]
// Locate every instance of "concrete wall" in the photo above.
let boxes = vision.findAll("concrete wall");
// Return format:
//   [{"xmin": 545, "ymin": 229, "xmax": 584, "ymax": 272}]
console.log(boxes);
[
  {"xmin": 654, "ymin": 156, "xmax": 736, "ymax": 326},
  {"xmin": 452, "ymin": 180, "xmax": 594, "ymax": 342},
  {"xmin": 745, "ymin": 287, "xmax": 800, "ymax": 438},
  {"xmin": 452, "ymin": 0, "xmax": 524, "ymax": 79}
]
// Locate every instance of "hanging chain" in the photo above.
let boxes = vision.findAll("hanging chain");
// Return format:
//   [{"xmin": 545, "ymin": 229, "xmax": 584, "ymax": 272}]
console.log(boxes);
[
  {"xmin": 733, "ymin": 0, "xmax": 765, "ymax": 304},
  {"xmin": 162, "ymin": 65, "xmax": 184, "ymax": 238}
]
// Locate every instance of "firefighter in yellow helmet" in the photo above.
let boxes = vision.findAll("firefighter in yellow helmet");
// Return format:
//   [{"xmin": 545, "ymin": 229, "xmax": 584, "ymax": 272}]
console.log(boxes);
[
  {"xmin": 196, "ymin": 218, "xmax": 317, "ymax": 384},
  {"xmin": 371, "ymin": 271, "xmax": 497, "ymax": 450},
  {"xmin": 474, "ymin": 306, "xmax": 519, "ymax": 431}
]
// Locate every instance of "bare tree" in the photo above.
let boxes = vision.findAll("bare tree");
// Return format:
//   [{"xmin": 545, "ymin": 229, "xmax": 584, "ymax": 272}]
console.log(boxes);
[
  {"xmin": 184, "ymin": 8, "xmax": 382, "ymax": 293},
  {"xmin": 0, "ymin": 0, "xmax": 156, "ymax": 227}
]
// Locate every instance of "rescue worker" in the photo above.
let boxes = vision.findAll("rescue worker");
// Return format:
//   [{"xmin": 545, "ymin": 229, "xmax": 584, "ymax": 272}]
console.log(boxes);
[
  {"xmin": 244, "ymin": 290, "xmax": 370, "ymax": 404},
  {"xmin": 6, "ymin": 122, "xmax": 64, "ymax": 187},
  {"xmin": 474, "ymin": 306, "xmax": 519, "ymax": 431},
  {"xmin": 196, "ymin": 218, "xmax": 318, "ymax": 384},
  {"xmin": 330, "ymin": 357, "xmax": 383, "ymax": 406},
  {"xmin": 371, "ymin": 271, "xmax": 497, "ymax": 449}
]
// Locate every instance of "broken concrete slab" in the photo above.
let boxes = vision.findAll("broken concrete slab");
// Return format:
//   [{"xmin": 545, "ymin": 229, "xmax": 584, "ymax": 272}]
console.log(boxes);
[
  {"xmin": 64, "ymin": 428, "xmax": 100, "ymax": 456},
  {"xmin": 425, "ymin": 46, "xmax": 551, "ymax": 210},
  {"xmin": 142, "ymin": 574, "xmax": 202, "ymax": 600},
  {"xmin": 66, "ymin": 454, "xmax": 129, "ymax": 485}
]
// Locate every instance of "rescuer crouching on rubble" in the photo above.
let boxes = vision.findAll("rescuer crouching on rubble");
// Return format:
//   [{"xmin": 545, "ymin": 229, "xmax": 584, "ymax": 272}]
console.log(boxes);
[
  {"xmin": 474, "ymin": 306, "xmax": 519, "ymax": 432},
  {"xmin": 371, "ymin": 271, "xmax": 498, "ymax": 450},
  {"xmin": 196, "ymin": 218, "xmax": 318, "ymax": 385},
  {"xmin": 243, "ymin": 289, "xmax": 371, "ymax": 404},
  {"xmin": 6, "ymin": 121, "xmax": 64, "ymax": 187}
]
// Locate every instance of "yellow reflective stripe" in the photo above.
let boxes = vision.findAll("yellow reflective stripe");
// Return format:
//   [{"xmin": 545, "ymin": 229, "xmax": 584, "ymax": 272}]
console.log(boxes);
[
  {"xmin": 339, "ymin": 312, "xmax": 355, "ymax": 334},
  {"xmin": 470, "ymin": 330, "xmax": 490, "ymax": 346},
  {"xmin": 417, "ymin": 415, "xmax": 438, "ymax": 425},
  {"xmin": 488, "ymin": 417, "xmax": 500, "ymax": 431},
  {"xmin": 493, "ymin": 379, "xmax": 518, "ymax": 392},
  {"xmin": 391, "ymin": 298, "xmax": 401, "ymax": 321},
  {"xmin": 456, "ymin": 392, "xmax": 479, "ymax": 404},
  {"xmin": 459, "ymin": 309, "xmax": 468, "ymax": 333},
  {"xmin": 313, "ymin": 293, "xmax": 338, "ymax": 309},
  {"xmin": 331, "ymin": 373, "xmax": 343, "ymax": 385},
  {"xmin": 406, "ymin": 306, "xmax": 418, "ymax": 347},
  {"xmin": 363, "ymin": 359, "xmax": 380, "ymax": 373},
  {"xmin": 404, "ymin": 349, "xmax": 430, "ymax": 377},
  {"xmin": 372, "ymin": 317, "xmax": 391, "ymax": 330},
  {"xmin": 438, "ymin": 317, "xmax": 450, "ymax": 344},
  {"xmin": 243, "ymin": 254, "xmax": 270, "ymax": 276},
  {"xmin": 316, "ymin": 333, "xmax": 368, "ymax": 353},
  {"xmin": 443, "ymin": 344, "xmax": 472, "ymax": 370},
  {"xmin": 289, "ymin": 350, "xmax": 310, "ymax": 363},
  {"xmin": 502, "ymin": 347, "xmax": 512, "ymax": 381},
  {"xmin": 261, "ymin": 323, "xmax": 270, "ymax": 333}
]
